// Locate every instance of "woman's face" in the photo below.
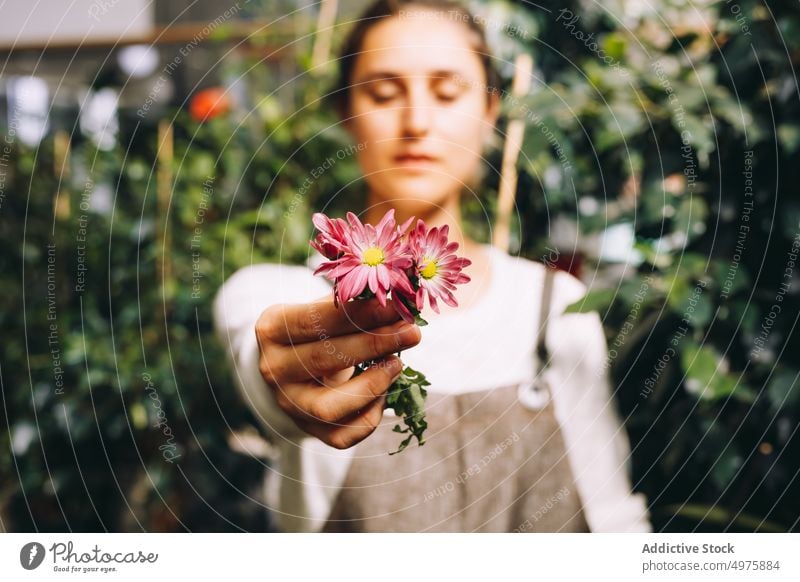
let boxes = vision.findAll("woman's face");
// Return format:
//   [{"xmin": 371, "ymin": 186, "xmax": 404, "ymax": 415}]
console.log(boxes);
[{"xmin": 345, "ymin": 10, "xmax": 498, "ymax": 217}]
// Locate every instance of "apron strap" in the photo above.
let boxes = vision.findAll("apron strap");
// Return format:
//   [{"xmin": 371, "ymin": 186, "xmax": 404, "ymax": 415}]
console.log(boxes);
[
  {"xmin": 536, "ymin": 266, "xmax": 555, "ymax": 370},
  {"xmin": 519, "ymin": 265, "xmax": 556, "ymax": 410}
]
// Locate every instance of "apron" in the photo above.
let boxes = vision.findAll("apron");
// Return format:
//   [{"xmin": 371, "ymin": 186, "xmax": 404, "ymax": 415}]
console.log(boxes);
[
  {"xmin": 321, "ymin": 382, "xmax": 589, "ymax": 532},
  {"xmin": 322, "ymin": 268, "xmax": 589, "ymax": 533}
]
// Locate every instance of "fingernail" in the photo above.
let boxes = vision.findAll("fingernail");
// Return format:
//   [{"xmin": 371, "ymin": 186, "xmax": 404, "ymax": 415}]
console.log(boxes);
[
  {"xmin": 391, "ymin": 320, "xmax": 410, "ymax": 331},
  {"xmin": 397, "ymin": 323, "xmax": 419, "ymax": 343},
  {"xmin": 389, "ymin": 358, "xmax": 404, "ymax": 379}
]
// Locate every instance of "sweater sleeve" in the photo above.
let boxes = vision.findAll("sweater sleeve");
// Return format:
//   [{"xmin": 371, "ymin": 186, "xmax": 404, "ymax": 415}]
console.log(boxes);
[
  {"xmin": 212, "ymin": 263, "xmax": 331, "ymax": 441},
  {"xmin": 547, "ymin": 271, "xmax": 652, "ymax": 533},
  {"xmin": 213, "ymin": 262, "xmax": 358, "ymax": 532}
]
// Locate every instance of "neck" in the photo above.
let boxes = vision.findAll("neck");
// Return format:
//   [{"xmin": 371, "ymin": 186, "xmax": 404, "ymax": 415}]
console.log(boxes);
[{"xmin": 364, "ymin": 192, "xmax": 481, "ymax": 257}]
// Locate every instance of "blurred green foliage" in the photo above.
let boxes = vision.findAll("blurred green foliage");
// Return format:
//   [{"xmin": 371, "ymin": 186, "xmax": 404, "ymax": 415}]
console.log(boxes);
[
  {"xmin": 543, "ymin": 0, "xmax": 800, "ymax": 531},
  {"xmin": 1, "ymin": 0, "xmax": 798, "ymax": 531}
]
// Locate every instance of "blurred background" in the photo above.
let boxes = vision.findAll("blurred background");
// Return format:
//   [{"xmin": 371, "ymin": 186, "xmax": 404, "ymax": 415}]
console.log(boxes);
[{"xmin": 1, "ymin": 0, "xmax": 798, "ymax": 532}]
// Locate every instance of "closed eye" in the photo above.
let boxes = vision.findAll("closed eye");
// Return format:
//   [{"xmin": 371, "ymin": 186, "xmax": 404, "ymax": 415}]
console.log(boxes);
[
  {"xmin": 435, "ymin": 91, "xmax": 460, "ymax": 103},
  {"xmin": 433, "ymin": 78, "xmax": 465, "ymax": 103},
  {"xmin": 370, "ymin": 92, "xmax": 399, "ymax": 103},
  {"xmin": 365, "ymin": 79, "xmax": 403, "ymax": 103}
]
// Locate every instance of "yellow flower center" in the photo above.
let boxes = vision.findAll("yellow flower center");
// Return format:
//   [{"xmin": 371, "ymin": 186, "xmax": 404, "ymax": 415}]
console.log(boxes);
[
  {"xmin": 362, "ymin": 246, "xmax": 385, "ymax": 267},
  {"xmin": 420, "ymin": 256, "xmax": 438, "ymax": 279}
]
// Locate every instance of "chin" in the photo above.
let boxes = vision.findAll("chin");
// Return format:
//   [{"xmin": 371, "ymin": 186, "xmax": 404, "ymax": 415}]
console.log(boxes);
[
  {"xmin": 383, "ymin": 175, "xmax": 459, "ymax": 203},
  {"xmin": 381, "ymin": 187, "xmax": 454, "ymax": 214}
]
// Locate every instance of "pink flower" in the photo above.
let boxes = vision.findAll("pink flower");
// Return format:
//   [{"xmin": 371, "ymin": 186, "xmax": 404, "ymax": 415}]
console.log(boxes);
[
  {"xmin": 310, "ymin": 213, "xmax": 348, "ymax": 259},
  {"xmin": 308, "ymin": 210, "xmax": 473, "ymax": 453},
  {"xmin": 312, "ymin": 210, "xmax": 415, "ymax": 308},
  {"xmin": 406, "ymin": 221, "xmax": 471, "ymax": 313}
]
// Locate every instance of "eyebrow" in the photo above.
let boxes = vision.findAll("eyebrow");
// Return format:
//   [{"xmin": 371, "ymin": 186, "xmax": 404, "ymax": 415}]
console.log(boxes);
[{"xmin": 355, "ymin": 69, "xmax": 468, "ymax": 84}]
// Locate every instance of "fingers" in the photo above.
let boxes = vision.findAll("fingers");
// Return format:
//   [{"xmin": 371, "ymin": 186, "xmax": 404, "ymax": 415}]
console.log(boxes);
[
  {"xmin": 298, "ymin": 392, "xmax": 388, "ymax": 450},
  {"xmin": 319, "ymin": 366, "xmax": 355, "ymax": 387},
  {"xmin": 269, "ymin": 320, "xmax": 421, "ymax": 383},
  {"xmin": 275, "ymin": 355, "xmax": 403, "ymax": 427},
  {"xmin": 258, "ymin": 296, "xmax": 403, "ymax": 346}
]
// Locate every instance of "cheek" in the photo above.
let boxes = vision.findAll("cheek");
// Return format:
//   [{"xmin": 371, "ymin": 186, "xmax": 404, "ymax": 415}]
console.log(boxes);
[
  {"xmin": 454, "ymin": 99, "xmax": 490, "ymax": 141},
  {"xmin": 440, "ymin": 105, "xmax": 489, "ymax": 170},
  {"xmin": 348, "ymin": 112, "xmax": 397, "ymax": 167},
  {"xmin": 349, "ymin": 101, "xmax": 396, "ymax": 138}
]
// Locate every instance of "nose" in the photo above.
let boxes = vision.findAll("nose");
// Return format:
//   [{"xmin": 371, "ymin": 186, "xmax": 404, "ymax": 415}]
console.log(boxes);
[{"xmin": 401, "ymin": 91, "xmax": 432, "ymax": 138}]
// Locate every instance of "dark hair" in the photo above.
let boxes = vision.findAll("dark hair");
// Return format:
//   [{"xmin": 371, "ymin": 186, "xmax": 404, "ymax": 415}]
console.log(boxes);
[{"xmin": 330, "ymin": 0, "xmax": 501, "ymax": 116}]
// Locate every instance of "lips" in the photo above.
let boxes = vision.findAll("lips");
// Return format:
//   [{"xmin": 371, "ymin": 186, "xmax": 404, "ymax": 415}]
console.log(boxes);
[{"xmin": 394, "ymin": 152, "xmax": 439, "ymax": 167}]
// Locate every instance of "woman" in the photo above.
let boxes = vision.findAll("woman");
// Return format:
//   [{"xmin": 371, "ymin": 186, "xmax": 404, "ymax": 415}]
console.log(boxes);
[{"xmin": 214, "ymin": 0, "xmax": 650, "ymax": 533}]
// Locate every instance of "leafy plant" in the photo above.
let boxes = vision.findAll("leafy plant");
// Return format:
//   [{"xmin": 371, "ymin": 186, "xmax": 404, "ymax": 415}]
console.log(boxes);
[{"xmin": 1, "ymin": 0, "xmax": 797, "ymax": 533}]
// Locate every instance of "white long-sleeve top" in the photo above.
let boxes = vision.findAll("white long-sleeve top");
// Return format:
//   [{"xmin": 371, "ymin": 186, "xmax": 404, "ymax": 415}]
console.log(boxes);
[{"xmin": 213, "ymin": 244, "xmax": 651, "ymax": 533}]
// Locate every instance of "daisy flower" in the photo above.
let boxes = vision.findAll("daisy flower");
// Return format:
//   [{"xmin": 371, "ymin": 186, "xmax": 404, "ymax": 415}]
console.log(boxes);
[
  {"xmin": 312, "ymin": 210, "xmax": 415, "ymax": 307},
  {"xmin": 406, "ymin": 221, "xmax": 471, "ymax": 314}
]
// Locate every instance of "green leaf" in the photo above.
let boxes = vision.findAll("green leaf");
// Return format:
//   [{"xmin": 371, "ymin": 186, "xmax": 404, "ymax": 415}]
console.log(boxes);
[
  {"xmin": 711, "ymin": 447, "xmax": 743, "ymax": 491},
  {"xmin": 603, "ymin": 33, "xmax": 627, "ymax": 61},
  {"xmin": 674, "ymin": 196, "xmax": 708, "ymax": 242},
  {"xmin": 682, "ymin": 342, "xmax": 719, "ymax": 396},
  {"xmin": 564, "ymin": 288, "xmax": 616, "ymax": 314},
  {"xmin": 777, "ymin": 124, "xmax": 800, "ymax": 153},
  {"xmin": 385, "ymin": 365, "xmax": 430, "ymax": 455},
  {"xmin": 766, "ymin": 369, "xmax": 800, "ymax": 412},
  {"xmin": 635, "ymin": 241, "xmax": 673, "ymax": 269},
  {"xmin": 681, "ymin": 342, "xmax": 753, "ymax": 402},
  {"xmin": 669, "ymin": 279, "xmax": 713, "ymax": 328}
]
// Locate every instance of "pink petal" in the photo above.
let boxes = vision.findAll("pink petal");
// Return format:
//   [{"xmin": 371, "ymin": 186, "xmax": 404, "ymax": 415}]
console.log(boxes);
[
  {"xmin": 377, "ymin": 264, "xmax": 391, "ymax": 290},
  {"xmin": 311, "ymin": 212, "xmax": 329, "ymax": 231},
  {"xmin": 398, "ymin": 215, "xmax": 415, "ymax": 236},
  {"xmin": 441, "ymin": 290, "xmax": 458, "ymax": 308},
  {"xmin": 367, "ymin": 267, "xmax": 379, "ymax": 294},
  {"xmin": 392, "ymin": 295, "xmax": 415, "ymax": 323},
  {"xmin": 426, "ymin": 227, "xmax": 437, "ymax": 248},
  {"xmin": 376, "ymin": 208, "xmax": 396, "ymax": 232},
  {"xmin": 339, "ymin": 266, "xmax": 369, "ymax": 302},
  {"xmin": 346, "ymin": 212, "xmax": 367, "ymax": 241},
  {"xmin": 415, "ymin": 287, "xmax": 426, "ymax": 311},
  {"xmin": 376, "ymin": 292, "xmax": 387, "ymax": 307},
  {"xmin": 390, "ymin": 270, "xmax": 415, "ymax": 295}
]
